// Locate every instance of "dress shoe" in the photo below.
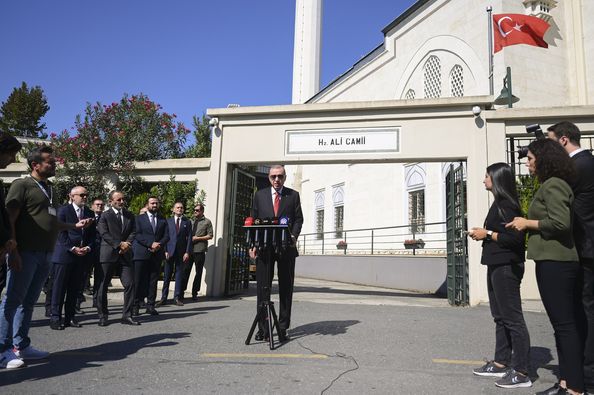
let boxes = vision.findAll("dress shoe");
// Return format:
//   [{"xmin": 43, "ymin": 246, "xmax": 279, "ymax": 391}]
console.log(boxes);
[
  {"xmin": 535, "ymin": 383, "xmax": 563, "ymax": 395},
  {"xmin": 146, "ymin": 307, "xmax": 159, "ymax": 316},
  {"xmin": 279, "ymin": 329, "xmax": 290, "ymax": 341},
  {"xmin": 131, "ymin": 307, "xmax": 140, "ymax": 317},
  {"xmin": 98, "ymin": 317, "xmax": 108, "ymax": 327},
  {"xmin": 63, "ymin": 319, "xmax": 82, "ymax": 328},
  {"xmin": 174, "ymin": 298, "xmax": 184, "ymax": 306},
  {"xmin": 50, "ymin": 321, "xmax": 64, "ymax": 330},
  {"xmin": 74, "ymin": 305, "xmax": 84, "ymax": 315},
  {"xmin": 156, "ymin": 299, "xmax": 166, "ymax": 307},
  {"xmin": 45, "ymin": 308, "xmax": 51, "ymax": 318},
  {"xmin": 191, "ymin": 295, "xmax": 199, "ymax": 301},
  {"xmin": 254, "ymin": 331, "xmax": 269, "ymax": 341},
  {"xmin": 121, "ymin": 317, "xmax": 140, "ymax": 326}
]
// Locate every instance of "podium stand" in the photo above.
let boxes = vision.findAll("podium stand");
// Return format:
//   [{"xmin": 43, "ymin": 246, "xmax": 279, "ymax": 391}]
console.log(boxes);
[{"xmin": 243, "ymin": 223, "xmax": 290, "ymax": 350}]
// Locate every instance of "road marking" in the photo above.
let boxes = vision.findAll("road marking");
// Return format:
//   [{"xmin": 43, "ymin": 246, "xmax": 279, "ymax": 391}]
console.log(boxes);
[
  {"xmin": 201, "ymin": 353, "xmax": 327, "ymax": 359},
  {"xmin": 432, "ymin": 358, "xmax": 484, "ymax": 365}
]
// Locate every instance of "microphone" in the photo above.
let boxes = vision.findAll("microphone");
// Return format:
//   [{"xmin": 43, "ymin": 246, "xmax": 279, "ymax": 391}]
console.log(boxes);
[
  {"xmin": 244, "ymin": 217, "xmax": 254, "ymax": 246},
  {"xmin": 280, "ymin": 216, "xmax": 289, "ymax": 248},
  {"xmin": 262, "ymin": 218, "xmax": 271, "ymax": 247},
  {"xmin": 253, "ymin": 218, "xmax": 261, "ymax": 248}
]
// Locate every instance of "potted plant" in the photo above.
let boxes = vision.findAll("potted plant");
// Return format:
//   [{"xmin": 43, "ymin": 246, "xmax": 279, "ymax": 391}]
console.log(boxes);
[
  {"xmin": 404, "ymin": 239, "xmax": 425, "ymax": 249},
  {"xmin": 336, "ymin": 240, "xmax": 348, "ymax": 250}
]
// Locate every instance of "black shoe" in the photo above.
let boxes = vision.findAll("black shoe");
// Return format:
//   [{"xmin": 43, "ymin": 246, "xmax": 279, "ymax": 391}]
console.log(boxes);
[
  {"xmin": 174, "ymin": 298, "xmax": 184, "ymax": 306},
  {"xmin": 156, "ymin": 299, "xmax": 166, "ymax": 307},
  {"xmin": 121, "ymin": 317, "xmax": 140, "ymax": 326},
  {"xmin": 50, "ymin": 320, "xmax": 64, "ymax": 330},
  {"xmin": 131, "ymin": 307, "xmax": 140, "ymax": 317},
  {"xmin": 535, "ymin": 384, "xmax": 564, "ymax": 395},
  {"xmin": 98, "ymin": 317, "xmax": 108, "ymax": 327},
  {"xmin": 45, "ymin": 308, "xmax": 51, "ymax": 318},
  {"xmin": 139, "ymin": 301, "xmax": 146, "ymax": 309},
  {"xmin": 254, "ymin": 331, "xmax": 269, "ymax": 341},
  {"xmin": 146, "ymin": 308, "xmax": 159, "ymax": 316},
  {"xmin": 279, "ymin": 329, "xmax": 290, "ymax": 342},
  {"xmin": 191, "ymin": 295, "xmax": 198, "ymax": 301},
  {"xmin": 74, "ymin": 306, "xmax": 84, "ymax": 315},
  {"xmin": 63, "ymin": 318, "xmax": 82, "ymax": 328}
]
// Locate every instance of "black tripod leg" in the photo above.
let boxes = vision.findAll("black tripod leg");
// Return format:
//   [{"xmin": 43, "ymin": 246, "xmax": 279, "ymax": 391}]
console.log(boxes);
[
  {"xmin": 270, "ymin": 303, "xmax": 284, "ymax": 342},
  {"xmin": 266, "ymin": 303, "xmax": 275, "ymax": 350},
  {"xmin": 245, "ymin": 304, "xmax": 263, "ymax": 345}
]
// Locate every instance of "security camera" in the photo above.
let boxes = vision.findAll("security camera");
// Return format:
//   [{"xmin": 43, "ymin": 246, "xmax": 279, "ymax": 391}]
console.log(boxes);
[
  {"xmin": 208, "ymin": 117, "xmax": 219, "ymax": 127},
  {"xmin": 472, "ymin": 106, "xmax": 482, "ymax": 117}
]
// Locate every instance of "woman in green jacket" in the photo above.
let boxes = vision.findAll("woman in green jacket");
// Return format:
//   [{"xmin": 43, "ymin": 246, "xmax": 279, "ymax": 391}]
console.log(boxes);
[{"xmin": 507, "ymin": 138, "xmax": 584, "ymax": 395}]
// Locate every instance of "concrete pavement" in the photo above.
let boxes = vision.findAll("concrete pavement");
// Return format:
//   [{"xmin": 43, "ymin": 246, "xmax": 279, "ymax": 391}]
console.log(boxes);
[{"xmin": 0, "ymin": 278, "xmax": 557, "ymax": 394}]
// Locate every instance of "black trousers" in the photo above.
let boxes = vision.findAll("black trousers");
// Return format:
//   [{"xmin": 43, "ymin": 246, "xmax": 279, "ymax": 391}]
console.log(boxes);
[
  {"xmin": 536, "ymin": 260, "xmax": 585, "ymax": 392},
  {"xmin": 162, "ymin": 253, "xmax": 185, "ymax": 300},
  {"xmin": 256, "ymin": 248, "xmax": 296, "ymax": 332},
  {"xmin": 134, "ymin": 257, "xmax": 161, "ymax": 308},
  {"xmin": 0, "ymin": 256, "xmax": 6, "ymax": 297},
  {"xmin": 43, "ymin": 264, "xmax": 56, "ymax": 314},
  {"xmin": 487, "ymin": 263, "xmax": 531, "ymax": 374},
  {"xmin": 184, "ymin": 252, "xmax": 205, "ymax": 297},
  {"xmin": 50, "ymin": 260, "xmax": 85, "ymax": 322},
  {"xmin": 581, "ymin": 259, "xmax": 594, "ymax": 389},
  {"xmin": 97, "ymin": 259, "xmax": 135, "ymax": 319}
]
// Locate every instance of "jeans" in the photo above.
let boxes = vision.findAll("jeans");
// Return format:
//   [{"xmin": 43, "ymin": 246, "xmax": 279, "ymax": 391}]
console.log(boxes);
[
  {"xmin": 0, "ymin": 251, "xmax": 51, "ymax": 352},
  {"xmin": 487, "ymin": 263, "xmax": 531, "ymax": 374},
  {"xmin": 162, "ymin": 254, "xmax": 186, "ymax": 300},
  {"xmin": 536, "ymin": 260, "xmax": 585, "ymax": 392}
]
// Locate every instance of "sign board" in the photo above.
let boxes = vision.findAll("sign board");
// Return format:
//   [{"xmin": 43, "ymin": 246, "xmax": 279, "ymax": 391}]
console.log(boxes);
[{"xmin": 286, "ymin": 127, "xmax": 400, "ymax": 155}]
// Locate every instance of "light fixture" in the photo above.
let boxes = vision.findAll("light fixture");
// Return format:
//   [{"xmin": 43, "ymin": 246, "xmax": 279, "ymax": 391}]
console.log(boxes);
[{"xmin": 494, "ymin": 67, "xmax": 520, "ymax": 108}]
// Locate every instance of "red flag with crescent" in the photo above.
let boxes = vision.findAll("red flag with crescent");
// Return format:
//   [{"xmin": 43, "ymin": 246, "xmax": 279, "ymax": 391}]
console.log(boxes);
[{"xmin": 493, "ymin": 14, "xmax": 549, "ymax": 53}]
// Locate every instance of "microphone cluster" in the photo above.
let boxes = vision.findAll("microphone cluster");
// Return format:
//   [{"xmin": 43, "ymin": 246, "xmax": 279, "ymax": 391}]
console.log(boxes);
[{"xmin": 244, "ymin": 216, "xmax": 291, "ymax": 251}]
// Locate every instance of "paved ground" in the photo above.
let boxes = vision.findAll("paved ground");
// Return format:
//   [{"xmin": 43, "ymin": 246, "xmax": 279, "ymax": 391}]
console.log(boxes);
[{"xmin": 0, "ymin": 278, "xmax": 558, "ymax": 394}]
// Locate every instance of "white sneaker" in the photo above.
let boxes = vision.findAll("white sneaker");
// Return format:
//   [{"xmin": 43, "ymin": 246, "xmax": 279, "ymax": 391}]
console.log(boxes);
[
  {"xmin": 13, "ymin": 346, "xmax": 49, "ymax": 360},
  {"xmin": 0, "ymin": 349, "xmax": 26, "ymax": 369}
]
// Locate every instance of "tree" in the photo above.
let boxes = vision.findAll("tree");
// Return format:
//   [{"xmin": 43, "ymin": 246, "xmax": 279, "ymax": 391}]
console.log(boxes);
[
  {"xmin": 0, "ymin": 82, "xmax": 50, "ymax": 138},
  {"xmin": 185, "ymin": 115, "xmax": 212, "ymax": 158},
  {"xmin": 51, "ymin": 93, "xmax": 190, "ymax": 202}
]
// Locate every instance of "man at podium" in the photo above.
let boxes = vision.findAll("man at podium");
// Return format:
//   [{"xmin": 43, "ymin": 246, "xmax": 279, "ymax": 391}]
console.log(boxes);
[{"xmin": 249, "ymin": 165, "xmax": 303, "ymax": 341}]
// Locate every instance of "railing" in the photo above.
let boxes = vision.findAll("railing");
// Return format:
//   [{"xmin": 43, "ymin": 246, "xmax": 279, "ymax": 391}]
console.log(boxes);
[{"xmin": 297, "ymin": 221, "xmax": 447, "ymax": 256}]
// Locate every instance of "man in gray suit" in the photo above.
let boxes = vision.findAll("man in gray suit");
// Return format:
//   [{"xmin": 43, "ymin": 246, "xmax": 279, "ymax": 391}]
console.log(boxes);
[{"xmin": 96, "ymin": 190, "xmax": 138, "ymax": 326}]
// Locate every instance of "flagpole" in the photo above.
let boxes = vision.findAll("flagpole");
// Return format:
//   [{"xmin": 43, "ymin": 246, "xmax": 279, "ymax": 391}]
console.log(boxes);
[{"xmin": 487, "ymin": 5, "xmax": 494, "ymax": 95}]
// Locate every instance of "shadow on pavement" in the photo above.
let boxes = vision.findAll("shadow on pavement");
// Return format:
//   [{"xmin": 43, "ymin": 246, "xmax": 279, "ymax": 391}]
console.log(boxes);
[
  {"xmin": 0, "ymin": 332, "xmax": 191, "ymax": 386},
  {"xmin": 529, "ymin": 346, "xmax": 556, "ymax": 382},
  {"xmin": 292, "ymin": 285, "xmax": 443, "ymax": 299},
  {"xmin": 289, "ymin": 320, "xmax": 360, "ymax": 340}
]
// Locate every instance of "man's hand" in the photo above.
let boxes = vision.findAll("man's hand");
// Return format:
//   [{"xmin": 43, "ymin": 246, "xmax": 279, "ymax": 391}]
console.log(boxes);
[
  {"xmin": 0, "ymin": 239, "xmax": 17, "ymax": 257},
  {"xmin": 165, "ymin": 251, "xmax": 170, "ymax": 260},
  {"xmin": 75, "ymin": 218, "xmax": 94, "ymax": 229},
  {"xmin": 150, "ymin": 242, "xmax": 161, "ymax": 251},
  {"xmin": 119, "ymin": 241, "xmax": 131, "ymax": 254},
  {"xmin": 192, "ymin": 236, "xmax": 200, "ymax": 242},
  {"xmin": 248, "ymin": 247, "xmax": 257, "ymax": 260},
  {"xmin": 183, "ymin": 253, "xmax": 190, "ymax": 263}
]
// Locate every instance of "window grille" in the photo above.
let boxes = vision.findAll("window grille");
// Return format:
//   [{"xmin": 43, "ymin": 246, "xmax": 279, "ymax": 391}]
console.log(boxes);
[
  {"xmin": 423, "ymin": 55, "xmax": 442, "ymax": 98},
  {"xmin": 316, "ymin": 209, "xmax": 324, "ymax": 240},
  {"xmin": 409, "ymin": 190, "xmax": 425, "ymax": 234},
  {"xmin": 450, "ymin": 65, "xmax": 464, "ymax": 97},
  {"xmin": 334, "ymin": 206, "xmax": 344, "ymax": 239},
  {"xmin": 405, "ymin": 89, "xmax": 416, "ymax": 100}
]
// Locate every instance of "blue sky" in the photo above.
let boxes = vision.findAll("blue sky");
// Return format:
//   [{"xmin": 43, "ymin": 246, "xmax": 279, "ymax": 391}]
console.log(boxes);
[{"xmin": 0, "ymin": 1, "xmax": 416, "ymax": 139}]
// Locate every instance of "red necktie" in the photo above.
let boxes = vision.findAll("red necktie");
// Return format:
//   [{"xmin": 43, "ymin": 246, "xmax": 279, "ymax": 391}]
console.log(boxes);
[
  {"xmin": 274, "ymin": 192, "xmax": 280, "ymax": 216},
  {"xmin": 176, "ymin": 217, "xmax": 180, "ymax": 234}
]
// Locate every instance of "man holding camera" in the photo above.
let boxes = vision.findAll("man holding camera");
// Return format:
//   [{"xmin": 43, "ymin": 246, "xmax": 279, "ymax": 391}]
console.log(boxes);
[
  {"xmin": 249, "ymin": 165, "xmax": 303, "ymax": 341},
  {"xmin": 548, "ymin": 121, "xmax": 594, "ymax": 391}
]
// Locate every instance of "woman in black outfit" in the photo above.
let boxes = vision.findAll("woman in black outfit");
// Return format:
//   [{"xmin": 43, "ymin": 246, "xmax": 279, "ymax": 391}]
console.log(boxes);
[{"xmin": 469, "ymin": 163, "xmax": 532, "ymax": 388}]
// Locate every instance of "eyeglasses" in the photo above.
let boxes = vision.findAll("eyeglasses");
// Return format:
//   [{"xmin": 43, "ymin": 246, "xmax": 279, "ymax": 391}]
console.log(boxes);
[
  {"xmin": 75, "ymin": 193, "xmax": 88, "ymax": 198},
  {"xmin": 194, "ymin": 208, "xmax": 203, "ymax": 212},
  {"xmin": 269, "ymin": 174, "xmax": 285, "ymax": 180},
  {"xmin": 94, "ymin": 203, "xmax": 104, "ymax": 206}
]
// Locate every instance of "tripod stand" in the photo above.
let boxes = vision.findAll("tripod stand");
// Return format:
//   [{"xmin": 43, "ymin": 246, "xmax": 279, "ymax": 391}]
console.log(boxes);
[{"xmin": 244, "ymin": 224, "xmax": 289, "ymax": 350}]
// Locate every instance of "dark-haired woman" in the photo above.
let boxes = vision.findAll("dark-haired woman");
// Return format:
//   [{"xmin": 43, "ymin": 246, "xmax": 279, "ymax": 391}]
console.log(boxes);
[
  {"xmin": 507, "ymin": 139, "xmax": 584, "ymax": 395},
  {"xmin": 469, "ymin": 163, "xmax": 531, "ymax": 388}
]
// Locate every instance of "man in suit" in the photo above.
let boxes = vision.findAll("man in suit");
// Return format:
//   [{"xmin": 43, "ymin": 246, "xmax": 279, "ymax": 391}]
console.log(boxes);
[
  {"xmin": 185, "ymin": 202, "xmax": 213, "ymax": 301},
  {"xmin": 249, "ymin": 165, "xmax": 303, "ymax": 341},
  {"xmin": 159, "ymin": 201, "xmax": 192, "ymax": 306},
  {"xmin": 49, "ymin": 186, "xmax": 96, "ymax": 330},
  {"xmin": 96, "ymin": 190, "xmax": 138, "ymax": 326},
  {"xmin": 133, "ymin": 196, "xmax": 168, "ymax": 316},
  {"xmin": 548, "ymin": 121, "xmax": 594, "ymax": 391}
]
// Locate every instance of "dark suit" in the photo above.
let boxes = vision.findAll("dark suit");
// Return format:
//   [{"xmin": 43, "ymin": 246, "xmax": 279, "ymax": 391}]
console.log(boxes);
[
  {"xmin": 49, "ymin": 204, "xmax": 96, "ymax": 324},
  {"xmin": 162, "ymin": 216, "xmax": 192, "ymax": 301},
  {"xmin": 0, "ymin": 184, "xmax": 11, "ymax": 296},
  {"xmin": 96, "ymin": 208, "xmax": 136, "ymax": 319},
  {"xmin": 571, "ymin": 149, "xmax": 594, "ymax": 387},
  {"xmin": 133, "ymin": 212, "xmax": 169, "ymax": 309},
  {"xmin": 252, "ymin": 186, "xmax": 303, "ymax": 332}
]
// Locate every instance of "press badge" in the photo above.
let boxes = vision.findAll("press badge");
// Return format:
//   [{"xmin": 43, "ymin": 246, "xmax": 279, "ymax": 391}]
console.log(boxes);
[{"xmin": 48, "ymin": 207, "xmax": 57, "ymax": 216}]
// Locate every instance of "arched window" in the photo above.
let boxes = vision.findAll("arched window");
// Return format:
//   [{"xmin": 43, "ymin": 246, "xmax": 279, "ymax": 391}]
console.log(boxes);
[
  {"xmin": 423, "ymin": 55, "xmax": 442, "ymax": 98},
  {"xmin": 450, "ymin": 65, "xmax": 464, "ymax": 97},
  {"xmin": 314, "ymin": 189, "xmax": 325, "ymax": 240},
  {"xmin": 405, "ymin": 89, "xmax": 416, "ymax": 100}
]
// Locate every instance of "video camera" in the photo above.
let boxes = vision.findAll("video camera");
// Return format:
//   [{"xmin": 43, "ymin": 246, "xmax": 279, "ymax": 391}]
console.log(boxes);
[{"xmin": 517, "ymin": 124, "xmax": 545, "ymax": 159}]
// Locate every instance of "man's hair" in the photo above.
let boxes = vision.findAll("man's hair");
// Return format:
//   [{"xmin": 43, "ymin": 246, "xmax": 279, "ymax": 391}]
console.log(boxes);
[
  {"xmin": 547, "ymin": 121, "xmax": 581, "ymax": 146},
  {"xmin": 108, "ymin": 190, "xmax": 124, "ymax": 201},
  {"xmin": 194, "ymin": 202, "xmax": 205, "ymax": 210},
  {"xmin": 146, "ymin": 195, "xmax": 159, "ymax": 204},
  {"xmin": 92, "ymin": 198, "xmax": 104, "ymax": 204},
  {"xmin": 269, "ymin": 164, "xmax": 285, "ymax": 174},
  {"xmin": 173, "ymin": 200, "xmax": 184, "ymax": 207},
  {"xmin": 0, "ymin": 133, "xmax": 23, "ymax": 153},
  {"xmin": 26, "ymin": 145, "xmax": 53, "ymax": 168}
]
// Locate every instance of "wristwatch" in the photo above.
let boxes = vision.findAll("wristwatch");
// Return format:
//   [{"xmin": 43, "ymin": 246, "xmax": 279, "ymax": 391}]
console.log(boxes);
[{"xmin": 486, "ymin": 230, "xmax": 493, "ymax": 241}]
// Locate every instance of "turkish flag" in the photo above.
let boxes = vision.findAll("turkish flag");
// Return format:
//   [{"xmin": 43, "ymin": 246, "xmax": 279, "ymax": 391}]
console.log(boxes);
[{"xmin": 493, "ymin": 14, "xmax": 549, "ymax": 53}]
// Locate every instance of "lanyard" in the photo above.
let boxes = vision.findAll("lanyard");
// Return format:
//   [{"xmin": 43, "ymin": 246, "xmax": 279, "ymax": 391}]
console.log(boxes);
[{"xmin": 30, "ymin": 177, "xmax": 53, "ymax": 205}]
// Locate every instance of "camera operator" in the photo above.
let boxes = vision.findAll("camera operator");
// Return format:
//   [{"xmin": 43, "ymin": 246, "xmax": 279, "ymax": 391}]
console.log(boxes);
[{"xmin": 548, "ymin": 121, "xmax": 594, "ymax": 392}]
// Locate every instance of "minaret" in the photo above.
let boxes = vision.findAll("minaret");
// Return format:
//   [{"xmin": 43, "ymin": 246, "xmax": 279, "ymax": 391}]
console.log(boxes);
[{"xmin": 292, "ymin": 0, "xmax": 322, "ymax": 104}]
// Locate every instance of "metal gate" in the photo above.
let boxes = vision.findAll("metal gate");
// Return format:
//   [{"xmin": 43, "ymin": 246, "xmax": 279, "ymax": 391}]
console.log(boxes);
[
  {"xmin": 446, "ymin": 162, "xmax": 469, "ymax": 306},
  {"xmin": 225, "ymin": 167, "xmax": 256, "ymax": 295}
]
